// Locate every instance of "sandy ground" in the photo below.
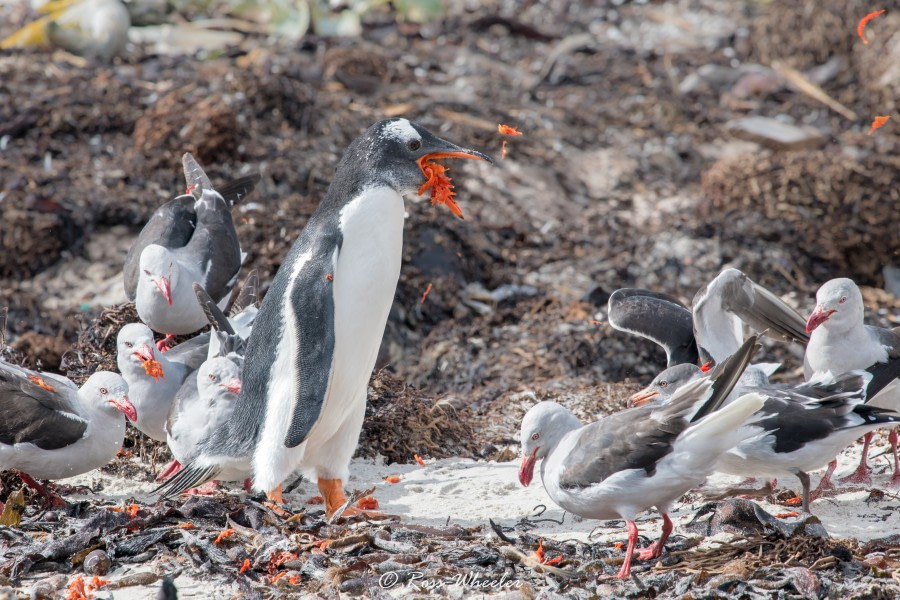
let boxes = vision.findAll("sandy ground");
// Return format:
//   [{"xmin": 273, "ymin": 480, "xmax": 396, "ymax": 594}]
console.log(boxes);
[{"xmin": 16, "ymin": 429, "xmax": 897, "ymax": 598}]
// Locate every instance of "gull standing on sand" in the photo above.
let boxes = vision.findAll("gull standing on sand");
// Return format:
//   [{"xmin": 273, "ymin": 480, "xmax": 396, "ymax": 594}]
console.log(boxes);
[{"xmin": 518, "ymin": 337, "xmax": 764, "ymax": 579}]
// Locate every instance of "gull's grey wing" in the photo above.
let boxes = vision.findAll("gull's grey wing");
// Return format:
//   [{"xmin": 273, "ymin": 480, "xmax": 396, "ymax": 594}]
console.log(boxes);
[
  {"xmin": 166, "ymin": 370, "xmax": 199, "ymax": 438},
  {"xmin": 218, "ymin": 174, "xmax": 261, "ymax": 208},
  {"xmin": 224, "ymin": 269, "xmax": 260, "ymax": 317},
  {"xmin": 179, "ymin": 191, "xmax": 242, "ymax": 304},
  {"xmin": 558, "ymin": 336, "xmax": 757, "ymax": 489},
  {"xmin": 871, "ymin": 326, "xmax": 900, "ymax": 361},
  {"xmin": 607, "ymin": 288, "xmax": 699, "ymax": 367},
  {"xmin": 165, "ymin": 333, "xmax": 211, "ymax": 371},
  {"xmin": 693, "ymin": 269, "xmax": 808, "ymax": 364},
  {"xmin": 557, "ymin": 407, "xmax": 685, "ymax": 489},
  {"xmin": 0, "ymin": 368, "xmax": 87, "ymax": 451},
  {"xmin": 123, "ymin": 196, "xmax": 196, "ymax": 301},
  {"xmin": 193, "ymin": 283, "xmax": 236, "ymax": 336},
  {"xmin": 182, "ymin": 153, "xmax": 213, "ymax": 197}
]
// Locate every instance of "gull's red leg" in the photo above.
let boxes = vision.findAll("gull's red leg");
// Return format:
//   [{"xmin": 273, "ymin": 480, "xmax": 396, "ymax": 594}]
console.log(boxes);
[
  {"xmin": 838, "ymin": 433, "xmax": 872, "ymax": 485},
  {"xmin": 636, "ymin": 513, "xmax": 672, "ymax": 561},
  {"xmin": 615, "ymin": 520, "xmax": 639, "ymax": 579}
]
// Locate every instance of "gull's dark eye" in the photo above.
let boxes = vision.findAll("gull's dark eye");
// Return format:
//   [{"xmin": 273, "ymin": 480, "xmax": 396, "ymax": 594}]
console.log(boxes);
[
  {"xmin": 659, "ymin": 381, "xmax": 668, "ymax": 388},
  {"xmin": 408, "ymin": 139, "xmax": 421, "ymax": 151},
  {"xmin": 208, "ymin": 373, "xmax": 217, "ymax": 381},
  {"xmin": 839, "ymin": 296, "xmax": 847, "ymax": 304},
  {"xmin": 125, "ymin": 342, "xmax": 133, "ymax": 348},
  {"xmin": 99, "ymin": 387, "xmax": 108, "ymax": 395},
  {"xmin": 143, "ymin": 269, "xmax": 151, "ymax": 276},
  {"xmin": 531, "ymin": 432, "xmax": 540, "ymax": 441}
]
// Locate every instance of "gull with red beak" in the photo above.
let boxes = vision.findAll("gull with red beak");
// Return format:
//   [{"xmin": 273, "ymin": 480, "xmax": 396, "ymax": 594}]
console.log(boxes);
[
  {"xmin": 518, "ymin": 337, "xmax": 764, "ymax": 579},
  {"xmin": 0, "ymin": 366, "xmax": 136, "ymax": 505},
  {"xmin": 804, "ymin": 278, "xmax": 900, "ymax": 486},
  {"xmin": 116, "ymin": 323, "xmax": 207, "ymax": 442},
  {"xmin": 164, "ymin": 357, "xmax": 249, "ymax": 489},
  {"xmin": 124, "ymin": 153, "xmax": 259, "ymax": 350},
  {"xmin": 157, "ymin": 118, "xmax": 492, "ymax": 514}
]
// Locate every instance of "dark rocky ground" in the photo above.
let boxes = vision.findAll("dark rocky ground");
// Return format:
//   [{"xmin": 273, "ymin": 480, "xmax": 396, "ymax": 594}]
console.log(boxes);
[{"xmin": 1, "ymin": 0, "xmax": 899, "ymax": 597}]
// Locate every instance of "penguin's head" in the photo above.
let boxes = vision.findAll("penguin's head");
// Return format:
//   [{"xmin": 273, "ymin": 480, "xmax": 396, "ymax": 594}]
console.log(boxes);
[{"xmin": 345, "ymin": 118, "xmax": 492, "ymax": 216}]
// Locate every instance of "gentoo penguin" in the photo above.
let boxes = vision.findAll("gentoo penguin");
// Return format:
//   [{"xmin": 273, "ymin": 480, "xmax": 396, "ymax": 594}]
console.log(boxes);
[
  {"xmin": 157, "ymin": 118, "xmax": 491, "ymax": 513},
  {"xmin": 123, "ymin": 153, "xmax": 258, "ymax": 348}
]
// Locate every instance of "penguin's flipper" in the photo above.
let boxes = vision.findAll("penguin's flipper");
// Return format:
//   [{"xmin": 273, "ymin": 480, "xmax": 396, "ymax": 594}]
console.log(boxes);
[{"xmin": 280, "ymin": 250, "xmax": 338, "ymax": 449}]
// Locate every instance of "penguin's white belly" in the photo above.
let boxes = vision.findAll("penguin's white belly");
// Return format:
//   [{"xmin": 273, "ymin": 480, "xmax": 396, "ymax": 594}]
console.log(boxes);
[{"xmin": 303, "ymin": 187, "xmax": 405, "ymax": 453}]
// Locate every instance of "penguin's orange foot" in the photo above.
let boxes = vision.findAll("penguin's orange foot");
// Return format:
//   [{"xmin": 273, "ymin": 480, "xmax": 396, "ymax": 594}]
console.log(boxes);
[{"xmin": 266, "ymin": 484, "xmax": 284, "ymax": 505}]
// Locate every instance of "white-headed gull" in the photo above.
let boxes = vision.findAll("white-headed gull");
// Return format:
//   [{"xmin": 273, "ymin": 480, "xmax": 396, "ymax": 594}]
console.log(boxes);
[
  {"xmin": 0, "ymin": 366, "xmax": 135, "ymax": 504},
  {"xmin": 804, "ymin": 278, "xmax": 900, "ymax": 486},
  {"xmin": 518, "ymin": 336, "xmax": 764, "ymax": 579},
  {"xmin": 115, "ymin": 323, "xmax": 206, "ymax": 442},
  {"xmin": 123, "ymin": 153, "xmax": 258, "ymax": 348}
]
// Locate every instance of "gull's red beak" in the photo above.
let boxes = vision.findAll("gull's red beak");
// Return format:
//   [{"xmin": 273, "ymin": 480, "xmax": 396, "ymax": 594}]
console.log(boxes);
[
  {"xmin": 221, "ymin": 377, "xmax": 242, "ymax": 394},
  {"xmin": 110, "ymin": 395, "xmax": 138, "ymax": 422},
  {"xmin": 628, "ymin": 389, "xmax": 659, "ymax": 408},
  {"xmin": 133, "ymin": 344, "xmax": 155, "ymax": 363},
  {"xmin": 805, "ymin": 305, "xmax": 836, "ymax": 333},
  {"xmin": 154, "ymin": 276, "xmax": 173, "ymax": 306},
  {"xmin": 519, "ymin": 447, "xmax": 538, "ymax": 487}
]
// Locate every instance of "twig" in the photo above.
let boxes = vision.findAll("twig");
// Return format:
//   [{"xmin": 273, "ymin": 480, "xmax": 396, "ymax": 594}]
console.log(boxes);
[{"xmin": 771, "ymin": 61, "xmax": 857, "ymax": 120}]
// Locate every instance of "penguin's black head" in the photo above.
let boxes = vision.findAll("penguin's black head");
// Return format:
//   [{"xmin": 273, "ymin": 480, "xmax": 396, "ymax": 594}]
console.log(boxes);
[{"xmin": 344, "ymin": 118, "xmax": 492, "ymax": 218}]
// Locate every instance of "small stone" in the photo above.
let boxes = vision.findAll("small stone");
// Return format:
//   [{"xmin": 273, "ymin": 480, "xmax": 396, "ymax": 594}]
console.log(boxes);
[
  {"xmin": 786, "ymin": 566, "xmax": 820, "ymax": 599},
  {"xmin": 731, "ymin": 70, "xmax": 783, "ymax": 99},
  {"xmin": 726, "ymin": 116, "xmax": 827, "ymax": 151},
  {"xmin": 30, "ymin": 581, "xmax": 56, "ymax": 600},
  {"xmin": 83, "ymin": 549, "xmax": 111, "ymax": 576}
]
